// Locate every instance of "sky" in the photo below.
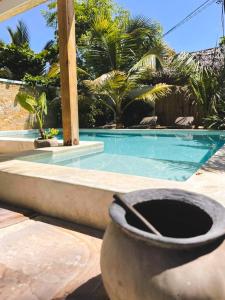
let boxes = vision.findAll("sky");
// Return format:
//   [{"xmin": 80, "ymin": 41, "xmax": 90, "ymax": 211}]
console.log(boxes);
[{"xmin": 0, "ymin": 0, "xmax": 223, "ymax": 53}]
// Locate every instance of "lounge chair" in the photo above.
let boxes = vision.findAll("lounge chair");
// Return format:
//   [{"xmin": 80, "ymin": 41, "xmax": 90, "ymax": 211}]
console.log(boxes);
[
  {"xmin": 95, "ymin": 122, "xmax": 116, "ymax": 129},
  {"xmin": 128, "ymin": 116, "xmax": 158, "ymax": 129},
  {"xmin": 174, "ymin": 116, "xmax": 194, "ymax": 129}
]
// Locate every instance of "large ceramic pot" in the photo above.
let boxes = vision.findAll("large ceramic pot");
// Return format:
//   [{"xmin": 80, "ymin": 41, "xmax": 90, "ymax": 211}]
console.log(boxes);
[
  {"xmin": 101, "ymin": 189, "xmax": 225, "ymax": 300},
  {"xmin": 34, "ymin": 137, "xmax": 58, "ymax": 148}
]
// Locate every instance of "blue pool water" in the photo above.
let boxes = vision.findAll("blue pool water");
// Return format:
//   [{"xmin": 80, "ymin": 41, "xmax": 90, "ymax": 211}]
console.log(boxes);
[{"xmin": 14, "ymin": 130, "xmax": 225, "ymax": 182}]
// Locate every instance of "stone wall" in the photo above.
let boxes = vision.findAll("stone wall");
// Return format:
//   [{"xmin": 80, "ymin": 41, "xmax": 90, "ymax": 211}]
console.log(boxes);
[
  {"xmin": 0, "ymin": 79, "xmax": 32, "ymax": 130},
  {"xmin": 0, "ymin": 78, "xmax": 57, "ymax": 130}
]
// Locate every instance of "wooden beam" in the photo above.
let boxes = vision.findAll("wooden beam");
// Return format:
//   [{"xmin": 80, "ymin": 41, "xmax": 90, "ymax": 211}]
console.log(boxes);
[
  {"xmin": 57, "ymin": 0, "xmax": 79, "ymax": 146},
  {"xmin": 0, "ymin": 0, "xmax": 47, "ymax": 22}
]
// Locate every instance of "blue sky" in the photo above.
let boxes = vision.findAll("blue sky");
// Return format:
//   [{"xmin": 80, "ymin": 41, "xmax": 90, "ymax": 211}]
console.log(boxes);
[{"xmin": 0, "ymin": 0, "xmax": 223, "ymax": 53}]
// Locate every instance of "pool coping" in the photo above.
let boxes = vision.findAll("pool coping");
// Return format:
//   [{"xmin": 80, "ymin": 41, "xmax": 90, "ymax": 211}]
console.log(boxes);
[
  {"xmin": 0, "ymin": 130, "xmax": 224, "ymax": 230},
  {"xmin": 1, "ymin": 128, "xmax": 225, "ymax": 136},
  {"xmin": 1, "ymin": 128, "xmax": 225, "ymax": 154}
]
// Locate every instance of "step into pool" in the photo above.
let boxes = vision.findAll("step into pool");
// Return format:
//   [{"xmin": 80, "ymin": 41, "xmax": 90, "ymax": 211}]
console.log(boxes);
[{"xmin": 21, "ymin": 130, "xmax": 225, "ymax": 182}]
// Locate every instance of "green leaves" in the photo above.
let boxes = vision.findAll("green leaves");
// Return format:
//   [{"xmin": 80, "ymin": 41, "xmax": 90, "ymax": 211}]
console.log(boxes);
[
  {"xmin": 84, "ymin": 71, "xmax": 127, "ymax": 94},
  {"xmin": 0, "ymin": 43, "xmax": 46, "ymax": 80},
  {"xmin": 168, "ymin": 51, "xmax": 225, "ymax": 120},
  {"xmin": 47, "ymin": 63, "xmax": 60, "ymax": 78},
  {"xmin": 15, "ymin": 92, "xmax": 36, "ymax": 113},
  {"xmin": 80, "ymin": 11, "xmax": 167, "ymax": 77},
  {"xmin": 189, "ymin": 67, "xmax": 223, "ymax": 115},
  {"xmin": 16, "ymin": 92, "xmax": 48, "ymax": 130},
  {"xmin": 84, "ymin": 66, "xmax": 172, "ymax": 124},
  {"xmin": 168, "ymin": 52, "xmax": 200, "ymax": 76},
  {"xmin": 130, "ymin": 83, "xmax": 172, "ymax": 102},
  {"xmin": 129, "ymin": 49, "xmax": 164, "ymax": 74},
  {"xmin": 7, "ymin": 20, "xmax": 30, "ymax": 46},
  {"xmin": 47, "ymin": 63, "xmax": 91, "ymax": 79},
  {"xmin": 43, "ymin": 128, "xmax": 59, "ymax": 139},
  {"xmin": 0, "ymin": 67, "xmax": 12, "ymax": 79},
  {"xmin": 38, "ymin": 92, "xmax": 48, "ymax": 115}
]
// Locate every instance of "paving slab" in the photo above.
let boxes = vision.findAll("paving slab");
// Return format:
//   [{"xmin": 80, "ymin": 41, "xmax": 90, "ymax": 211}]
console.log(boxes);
[
  {"xmin": 0, "ymin": 204, "xmax": 108, "ymax": 300},
  {"xmin": 0, "ymin": 204, "xmax": 36, "ymax": 229}
]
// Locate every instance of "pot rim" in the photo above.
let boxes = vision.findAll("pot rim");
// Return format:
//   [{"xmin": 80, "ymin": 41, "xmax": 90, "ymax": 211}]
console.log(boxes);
[{"xmin": 109, "ymin": 189, "xmax": 225, "ymax": 249}]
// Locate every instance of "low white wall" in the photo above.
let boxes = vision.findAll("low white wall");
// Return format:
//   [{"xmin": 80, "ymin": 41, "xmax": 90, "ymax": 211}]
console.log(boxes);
[
  {"xmin": 0, "ymin": 142, "xmax": 110, "ymax": 230},
  {"xmin": 0, "ymin": 138, "xmax": 35, "ymax": 153},
  {"xmin": 0, "ymin": 169, "xmax": 113, "ymax": 230}
]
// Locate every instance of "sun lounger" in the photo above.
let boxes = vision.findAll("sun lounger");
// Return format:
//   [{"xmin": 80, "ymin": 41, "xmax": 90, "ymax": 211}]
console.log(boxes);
[
  {"xmin": 128, "ymin": 116, "xmax": 158, "ymax": 129},
  {"xmin": 174, "ymin": 116, "xmax": 194, "ymax": 129}
]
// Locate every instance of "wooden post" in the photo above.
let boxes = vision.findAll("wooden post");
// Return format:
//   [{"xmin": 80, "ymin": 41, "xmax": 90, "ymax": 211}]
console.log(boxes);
[{"xmin": 57, "ymin": 0, "xmax": 79, "ymax": 146}]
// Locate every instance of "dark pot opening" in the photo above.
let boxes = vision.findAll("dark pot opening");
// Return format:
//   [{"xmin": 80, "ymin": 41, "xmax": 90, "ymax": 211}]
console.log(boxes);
[{"xmin": 126, "ymin": 200, "xmax": 213, "ymax": 238}]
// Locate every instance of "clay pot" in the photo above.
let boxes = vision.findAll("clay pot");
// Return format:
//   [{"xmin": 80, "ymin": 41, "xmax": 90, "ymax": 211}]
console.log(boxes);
[
  {"xmin": 101, "ymin": 189, "xmax": 225, "ymax": 300},
  {"xmin": 34, "ymin": 137, "xmax": 58, "ymax": 149}
]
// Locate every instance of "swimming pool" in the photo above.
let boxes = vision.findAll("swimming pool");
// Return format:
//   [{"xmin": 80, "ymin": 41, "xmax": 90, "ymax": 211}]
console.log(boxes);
[{"xmin": 11, "ymin": 129, "xmax": 225, "ymax": 182}]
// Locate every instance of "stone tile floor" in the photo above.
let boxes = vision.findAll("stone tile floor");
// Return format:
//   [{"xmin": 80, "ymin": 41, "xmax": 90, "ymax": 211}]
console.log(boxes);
[{"xmin": 0, "ymin": 203, "xmax": 108, "ymax": 300}]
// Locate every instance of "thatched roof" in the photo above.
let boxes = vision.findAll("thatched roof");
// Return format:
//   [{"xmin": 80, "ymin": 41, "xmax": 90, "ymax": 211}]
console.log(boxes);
[{"xmin": 190, "ymin": 46, "xmax": 225, "ymax": 68}]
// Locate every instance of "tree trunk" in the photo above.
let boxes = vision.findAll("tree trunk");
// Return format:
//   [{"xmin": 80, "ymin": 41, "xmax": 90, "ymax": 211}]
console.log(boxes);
[
  {"xmin": 39, "ymin": 128, "xmax": 45, "ymax": 139},
  {"xmin": 115, "ymin": 113, "xmax": 124, "ymax": 129}
]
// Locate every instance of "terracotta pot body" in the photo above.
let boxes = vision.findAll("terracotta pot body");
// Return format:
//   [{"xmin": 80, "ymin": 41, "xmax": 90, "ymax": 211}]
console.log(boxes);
[
  {"xmin": 34, "ymin": 138, "xmax": 58, "ymax": 148},
  {"xmin": 101, "ymin": 189, "xmax": 225, "ymax": 300}
]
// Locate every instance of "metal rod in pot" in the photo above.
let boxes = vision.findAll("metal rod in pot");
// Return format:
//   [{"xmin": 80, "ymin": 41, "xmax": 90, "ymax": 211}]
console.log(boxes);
[{"xmin": 114, "ymin": 194, "xmax": 162, "ymax": 237}]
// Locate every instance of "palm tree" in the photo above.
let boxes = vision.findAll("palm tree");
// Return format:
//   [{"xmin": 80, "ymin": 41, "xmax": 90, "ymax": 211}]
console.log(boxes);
[
  {"xmin": 7, "ymin": 20, "xmax": 30, "ymax": 46},
  {"xmin": 81, "ymin": 15, "xmax": 166, "ymax": 77},
  {"xmin": 81, "ymin": 14, "xmax": 172, "ymax": 128},
  {"xmin": 44, "ymin": 13, "xmax": 171, "ymax": 128},
  {"xmin": 152, "ymin": 51, "xmax": 225, "ymax": 128},
  {"xmin": 84, "ymin": 69, "xmax": 171, "ymax": 128},
  {"xmin": 189, "ymin": 68, "xmax": 218, "ymax": 115},
  {"xmin": 166, "ymin": 52, "xmax": 225, "ymax": 116}
]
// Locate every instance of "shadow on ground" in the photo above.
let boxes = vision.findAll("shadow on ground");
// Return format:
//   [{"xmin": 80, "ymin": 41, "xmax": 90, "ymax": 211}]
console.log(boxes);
[{"xmin": 202, "ymin": 151, "xmax": 225, "ymax": 173}]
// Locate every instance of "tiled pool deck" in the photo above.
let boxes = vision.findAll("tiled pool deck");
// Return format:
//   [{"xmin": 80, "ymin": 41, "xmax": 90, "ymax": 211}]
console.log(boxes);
[{"xmin": 0, "ymin": 203, "xmax": 108, "ymax": 300}]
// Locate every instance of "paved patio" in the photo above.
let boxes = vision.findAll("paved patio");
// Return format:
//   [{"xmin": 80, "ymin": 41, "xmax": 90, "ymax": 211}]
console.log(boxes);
[{"xmin": 0, "ymin": 203, "xmax": 108, "ymax": 300}]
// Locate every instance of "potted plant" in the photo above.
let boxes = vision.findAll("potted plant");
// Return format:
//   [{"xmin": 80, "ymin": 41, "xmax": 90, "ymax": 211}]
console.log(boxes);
[{"xmin": 16, "ymin": 91, "xmax": 59, "ymax": 148}]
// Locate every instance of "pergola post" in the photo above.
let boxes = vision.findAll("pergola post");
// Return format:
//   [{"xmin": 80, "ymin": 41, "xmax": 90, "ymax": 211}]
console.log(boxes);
[{"xmin": 57, "ymin": 0, "xmax": 79, "ymax": 146}]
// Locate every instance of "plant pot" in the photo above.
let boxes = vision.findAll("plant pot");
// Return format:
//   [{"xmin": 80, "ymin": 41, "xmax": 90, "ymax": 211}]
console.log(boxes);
[
  {"xmin": 101, "ymin": 189, "xmax": 225, "ymax": 300},
  {"xmin": 34, "ymin": 137, "xmax": 58, "ymax": 149}
]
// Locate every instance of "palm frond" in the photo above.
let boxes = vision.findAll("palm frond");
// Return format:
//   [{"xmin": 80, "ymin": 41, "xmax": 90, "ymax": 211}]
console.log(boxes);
[
  {"xmin": 47, "ymin": 63, "xmax": 60, "ymax": 78},
  {"xmin": 17, "ymin": 20, "xmax": 30, "ymax": 45},
  {"xmin": 129, "ymin": 49, "xmax": 164, "ymax": 73},
  {"xmin": 37, "ymin": 92, "xmax": 47, "ymax": 115},
  {"xmin": 47, "ymin": 62, "xmax": 91, "ymax": 79},
  {"xmin": 169, "ymin": 52, "xmax": 201, "ymax": 76},
  {"xmin": 84, "ymin": 71, "xmax": 127, "ymax": 94},
  {"xmin": 7, "ymin": 27, "xmax": 15, "ymax": 44},
  {"xmin": 43, "ymin": 40, "xmax": 54, "ymax": 50},
  {"xmin": 7, "ymin": 20, "xmax": 30, "ymax": 46},
  {"xmin": 87, "ymin": 15, "xmax": 121, "ymax": 71},
  {"xmin": 126, "ymin": 16, "xmax": 160, "ymax": 34},
  {"xmin": 132, "ymin": 83, "xmax": 172, "ymax": 102}
]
